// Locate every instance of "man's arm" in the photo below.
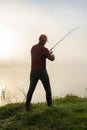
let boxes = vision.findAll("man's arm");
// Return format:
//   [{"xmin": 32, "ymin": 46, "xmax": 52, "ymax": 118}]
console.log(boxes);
[{"xmin": 44, "ymin": 48, "xmax": 55, "ymax": 61}]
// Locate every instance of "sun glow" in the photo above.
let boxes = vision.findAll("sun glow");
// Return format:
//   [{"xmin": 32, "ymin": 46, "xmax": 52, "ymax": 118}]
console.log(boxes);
[{"xmin": 0, "ymin": 24, "xmax": 17, "ymax": 59}]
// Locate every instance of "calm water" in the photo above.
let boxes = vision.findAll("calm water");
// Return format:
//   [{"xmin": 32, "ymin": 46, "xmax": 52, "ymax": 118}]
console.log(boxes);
[{"xmin": 0, "ymin": 63, "xmax": 87, "ymax": 106}]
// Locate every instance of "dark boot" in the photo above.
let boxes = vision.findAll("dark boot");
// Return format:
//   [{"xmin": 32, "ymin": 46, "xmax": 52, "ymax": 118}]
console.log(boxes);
[
  {"xmin": 48, "ymin": 104, "xmax": 57, "ymax": 108},
  {"xmin": 25, "ymin": 102, "xmax": 30, "ymax": 111}
]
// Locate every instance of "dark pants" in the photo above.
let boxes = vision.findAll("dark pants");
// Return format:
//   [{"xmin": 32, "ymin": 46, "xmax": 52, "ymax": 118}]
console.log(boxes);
[{"xmin": 26, "ymin": 69, "xmax": 52, "ymax": 106}]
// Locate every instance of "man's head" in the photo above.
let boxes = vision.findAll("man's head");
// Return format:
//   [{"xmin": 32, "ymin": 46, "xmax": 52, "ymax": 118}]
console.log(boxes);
[{"xmin": 39, "ymin": 34, "xmax": 48, "ymax": 44}]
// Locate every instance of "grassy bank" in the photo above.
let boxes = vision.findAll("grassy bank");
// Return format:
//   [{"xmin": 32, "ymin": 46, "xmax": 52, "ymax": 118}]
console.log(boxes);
[{"xmin": 0, "ymin": 95, "xmax": 87, "ymax": 130}]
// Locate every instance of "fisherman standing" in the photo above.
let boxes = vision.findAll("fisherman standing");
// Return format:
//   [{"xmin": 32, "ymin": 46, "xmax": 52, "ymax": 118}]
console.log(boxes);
[{"xmin": 26, "ymin": 34, "xmax": 55, "ymax": 110}]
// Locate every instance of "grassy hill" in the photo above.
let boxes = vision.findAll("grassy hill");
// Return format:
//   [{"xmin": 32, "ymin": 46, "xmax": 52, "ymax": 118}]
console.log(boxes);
[{"xmin": 0, "ymin": 95, "xmax": 87, "ymax": 130}]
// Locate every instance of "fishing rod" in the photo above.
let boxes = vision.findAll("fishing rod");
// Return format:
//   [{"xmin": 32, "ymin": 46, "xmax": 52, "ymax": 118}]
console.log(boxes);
[{"xmin": 50, "ymin": 26, "xmax": 80, "ymax": 51}]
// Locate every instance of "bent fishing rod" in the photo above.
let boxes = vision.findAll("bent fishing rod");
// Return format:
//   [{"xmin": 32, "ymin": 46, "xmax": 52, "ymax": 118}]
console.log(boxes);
[{"xmin": 50, "ymin": 26, "xmax": 80, "ymax": 51}]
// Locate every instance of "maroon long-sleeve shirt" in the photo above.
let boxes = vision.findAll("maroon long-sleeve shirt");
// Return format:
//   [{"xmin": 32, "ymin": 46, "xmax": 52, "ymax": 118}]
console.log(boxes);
[{"xmin": 31, "ymin": 43, "xmax": 55, "ymax": 70}]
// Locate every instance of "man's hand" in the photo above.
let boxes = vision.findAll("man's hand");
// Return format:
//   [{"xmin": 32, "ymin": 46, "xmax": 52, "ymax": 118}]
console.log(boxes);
[{"xmin": 51, "ymin": 54, "xmax": 55, "ymax": 60}]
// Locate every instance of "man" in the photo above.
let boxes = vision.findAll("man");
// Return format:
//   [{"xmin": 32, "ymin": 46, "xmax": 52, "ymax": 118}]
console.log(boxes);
[{"xmin": 26, "ymin": 34, "xmax": 55, "ymax": 110}]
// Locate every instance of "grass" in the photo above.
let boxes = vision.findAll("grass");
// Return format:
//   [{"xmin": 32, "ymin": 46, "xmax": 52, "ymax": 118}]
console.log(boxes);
[{"xmin": 0, "ymin": 95, "xmax": 87, "ymax": 130}]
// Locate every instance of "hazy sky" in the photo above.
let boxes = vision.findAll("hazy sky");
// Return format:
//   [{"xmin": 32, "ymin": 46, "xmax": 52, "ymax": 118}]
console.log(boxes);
[
  {"xmin": 0, "ymin": 0, "xmax": 87, "ymax": 64},
  {"xmin": 0, "ymin": 0, "xmax": 87, "ymax": 103}
]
